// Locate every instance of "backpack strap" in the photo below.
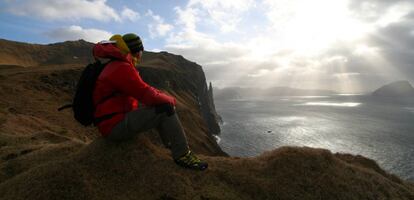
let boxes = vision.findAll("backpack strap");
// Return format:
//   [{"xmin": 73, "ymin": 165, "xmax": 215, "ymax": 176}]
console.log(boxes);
[{"xmin": 57, "ymin": 104, "xmax": 72, "ymax": 111}]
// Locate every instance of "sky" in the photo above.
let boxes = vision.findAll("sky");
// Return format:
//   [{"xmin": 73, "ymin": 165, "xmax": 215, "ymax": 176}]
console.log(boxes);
[{"xmin": 1, "ymin": 0, "xmax": 414, "ymax": 93}]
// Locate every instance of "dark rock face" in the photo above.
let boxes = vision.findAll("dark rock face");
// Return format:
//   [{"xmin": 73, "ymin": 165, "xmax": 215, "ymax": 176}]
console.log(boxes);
[
  {"xmin": 140, "ymin": 51, "xmax": 222, "ymax": 135},
  {"xmin": 207, "ymin": 82, "xmax": 222, "ymax": 131},
  {"xmin": 195, "ymin": 80, "xmax": 221, "ymax": 135},
  {"xmin": 372, "ymin": 80, "xmax": 414, "ymax": 97}
]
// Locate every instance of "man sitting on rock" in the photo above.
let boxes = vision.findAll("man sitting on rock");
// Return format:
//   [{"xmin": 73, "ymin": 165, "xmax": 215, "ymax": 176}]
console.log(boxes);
[{"xmin": 92, "ymin": 33, "xmax": 208, "ymax": 170}]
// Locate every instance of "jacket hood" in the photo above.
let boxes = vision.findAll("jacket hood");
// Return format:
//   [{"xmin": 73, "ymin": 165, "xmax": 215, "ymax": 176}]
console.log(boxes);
[{"xmin": 93, "ymin": 42, "xmax": 133, "ymax": 63}]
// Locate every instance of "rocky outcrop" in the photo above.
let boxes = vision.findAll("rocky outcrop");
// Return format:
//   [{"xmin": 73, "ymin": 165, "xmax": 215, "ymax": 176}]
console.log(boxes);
[
  {"xmin": 373, "ymin": 80, "xmax": 414, "ymax": 97},
  {"xmin": 208, "ymin": 82, "xmax": 223, "ymax": 125},
  {"xmin": 194, "ymin": 79, "xmax": 221, "ymax": 135}
]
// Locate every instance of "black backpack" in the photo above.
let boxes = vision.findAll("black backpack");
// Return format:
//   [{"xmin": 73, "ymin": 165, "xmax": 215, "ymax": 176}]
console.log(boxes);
[{"xmin": 58, "ymin": 60, "xmax": 113, "ymax": 126}]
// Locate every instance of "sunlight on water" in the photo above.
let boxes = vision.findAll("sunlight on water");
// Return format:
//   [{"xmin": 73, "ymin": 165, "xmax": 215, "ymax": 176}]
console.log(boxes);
[
  {"xmin": 298, "ymin": 102, "xmax": 362, "ymax": 107},
  {"xmin": 280, "ymin": 96, "xmax": 330, "ymax": 101},
  {"xmin": 336, "ymin": 93, "xmax": 363, "ymax": 96},
  {"xmin": 277, "ymin": 116, "xmax": 308, "ymax": 122},
  {"xmin": 216, "ymin": 95, "xmax": 414, "ymax": 181},
  {"xmin": 278, "ymin": 117, "xmax": 340, "ymax": 149},
  {"xmin": 295, "ymin": 96, "xmax": 330, "ymax": 98}
]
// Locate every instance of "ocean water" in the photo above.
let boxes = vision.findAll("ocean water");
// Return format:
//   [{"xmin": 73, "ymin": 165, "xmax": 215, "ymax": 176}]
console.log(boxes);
[{"xmin": 215, "ymin": 95, "xmax": 414, "ymax": 181}]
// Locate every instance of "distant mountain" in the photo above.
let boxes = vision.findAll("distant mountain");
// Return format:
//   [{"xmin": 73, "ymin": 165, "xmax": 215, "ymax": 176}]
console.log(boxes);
[
  {"xmin": 0, "ymin": 39, "xmax": 94, "ymax": 67},
  {"xmin": 214, "ymin": 86, "xmax": 336, "ymax": 100},
  {"xmin": 372, "ymin": 81, "xmax": 414, "ymax": 97}
]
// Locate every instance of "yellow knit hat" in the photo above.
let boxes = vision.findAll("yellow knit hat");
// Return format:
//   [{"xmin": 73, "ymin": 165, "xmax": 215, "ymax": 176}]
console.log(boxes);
[
  {"xmin": 109, "ymin": 34, "xmax": 130, "ymax": 55},
  {"xmin": 109, "ymin": 34, "xmax": 140, "ymax": 65}
]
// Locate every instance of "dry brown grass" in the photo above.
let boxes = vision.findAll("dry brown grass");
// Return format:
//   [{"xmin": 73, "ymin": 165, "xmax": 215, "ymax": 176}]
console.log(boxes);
[{"xmin": 1, "ymin": 136, "xmax": 413, "ymax": 200}]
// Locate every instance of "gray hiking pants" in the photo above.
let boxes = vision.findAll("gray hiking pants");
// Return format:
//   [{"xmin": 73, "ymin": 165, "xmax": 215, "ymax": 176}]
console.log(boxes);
[{"xmin": 107, "ymin": 106, "xmax": 189, "ymax": 159}]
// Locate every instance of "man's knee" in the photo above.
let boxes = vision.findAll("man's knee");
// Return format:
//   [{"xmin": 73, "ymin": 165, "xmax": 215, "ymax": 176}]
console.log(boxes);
[{"xmin": 154, "ymin": 103, "xmax": 176, "ymax": 116}]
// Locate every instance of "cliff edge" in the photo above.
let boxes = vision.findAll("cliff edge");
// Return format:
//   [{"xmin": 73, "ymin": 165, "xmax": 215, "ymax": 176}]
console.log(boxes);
[{"xmin": 0, "ymin": 39, "xmax": 413, "ymax": 199}]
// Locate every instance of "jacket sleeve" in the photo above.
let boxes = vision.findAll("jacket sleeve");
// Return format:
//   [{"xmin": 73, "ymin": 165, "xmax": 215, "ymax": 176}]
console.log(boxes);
[{"xmin": 108, "ymin": 62, "xmax": 176, "ymax": 106}]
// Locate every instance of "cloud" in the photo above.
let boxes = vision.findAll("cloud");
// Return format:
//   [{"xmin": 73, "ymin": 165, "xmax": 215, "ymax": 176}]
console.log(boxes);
[
  {"xmin": 170, "ymin": 0, "xmax": 255, "ymax": 37},
  {"xmin": 333, "ymin": 72, "xmax": 361, "ymax": 78},
  {"xmin": 174, "ymin": 6, "xmax": 199, "ymax": 31},
  {"xmin": 187, "ymin": 0, "xmax": 255, "ymax": 33},
  {"xmin": 45, "ymin": 25, "xmax": 112, "ymax": 43},
  {"xmin": 247, "ymin": 69, "xmax": 271, "ymax": 78},
  {"xmin": 146, "ymin": 10, "xmax": 173, "ymax": 38},
  {"xmin": 165, "ymin": 0, "xmax": 257, "ymax": 84},
  {"xmin": 164, "ymin": 0, "xmax": 414, "ymax": 92},
  {"xmin": 365, "ymin": 15, "xmax": 414, "ymax": 79},
  {"xmin": 349, "ymin": 0, "xmax": 414, "ymax": 26},
  {"xmin": 166, "ymin": 31, "xmax": 246, "ymax": 63},
  {"xmin": 5, "ymin": 0, "xmax": 121, "ymax": 22},
  {"xmin": 311, "ymin": 11, "xmax": 414, "ymax": 91},
  {"xmin": 121, "ymin": 7, "xmax": 140, "ymax": 22}
]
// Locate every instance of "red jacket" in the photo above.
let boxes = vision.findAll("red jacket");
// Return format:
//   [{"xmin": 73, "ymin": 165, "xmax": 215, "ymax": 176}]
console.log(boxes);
[{"xmin": 92, "ymin": 42, "xmax": 176, "ymax": 136}]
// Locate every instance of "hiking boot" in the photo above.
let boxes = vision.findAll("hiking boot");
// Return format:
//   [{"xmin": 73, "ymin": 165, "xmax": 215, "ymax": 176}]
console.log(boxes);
[{"xmin": 174, "ymin": 150, "xmax": 208, "ymax": 171}]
